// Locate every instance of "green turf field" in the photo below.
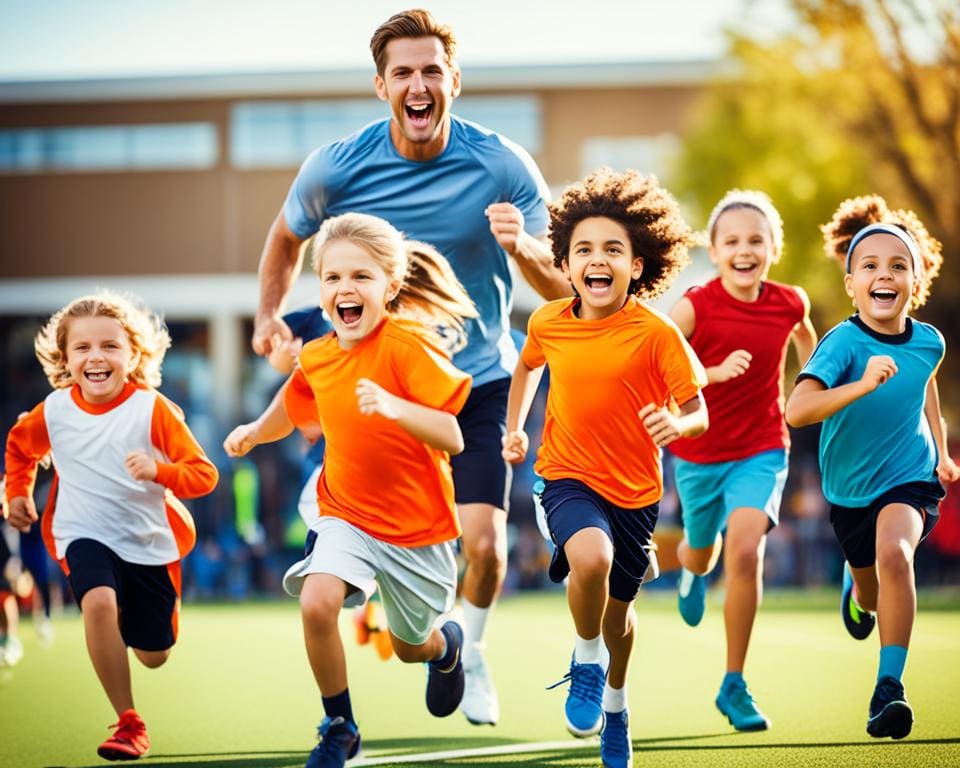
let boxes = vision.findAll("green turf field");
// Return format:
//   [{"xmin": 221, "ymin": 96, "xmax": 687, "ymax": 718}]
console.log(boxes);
[{"xmin": 2, "ymin": 590, "xmax": 958, "ymax": 767}]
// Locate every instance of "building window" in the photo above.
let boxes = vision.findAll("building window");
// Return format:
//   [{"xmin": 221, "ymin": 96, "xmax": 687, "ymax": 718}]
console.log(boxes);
[
  {"xmin": 580, "ymin": 134, "xmax": 681, "ymax": 181},
  {"xmin": 230, "ymin": 95, "xmax": 542, "ymax": 168},
  {"xmin": 0, "ymin": 123, "xmax": 218, "ymax": 172}
]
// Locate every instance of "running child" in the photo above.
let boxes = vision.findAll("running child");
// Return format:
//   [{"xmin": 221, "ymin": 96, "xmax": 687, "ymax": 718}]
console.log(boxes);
[
  {"xmin": 223, "ymin": 212, "xmax": 477, "ymax": 768},
  {"xmin": 3, "ymin": 292, "xmax": 219, "ymax": 760},
  {"xmin": 502, "ymin": 168, "xmax": 707, "ymax": 768},
  {"xmin": 667, "ymin": 190, "xmax": 817, "ymax": 731},
  {"xmin": 786, "ymin": 195, "xmax": 958, "ymax": 740}
]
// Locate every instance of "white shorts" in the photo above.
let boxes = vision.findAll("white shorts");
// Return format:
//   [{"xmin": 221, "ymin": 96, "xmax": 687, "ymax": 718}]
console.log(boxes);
[
  {"xmin": 282, "ymin": 516, "xmax": 457, "ymax": 645},
  {"xmin": 297, "ymin": 465, "xmax": 323, "ymax": 525}
]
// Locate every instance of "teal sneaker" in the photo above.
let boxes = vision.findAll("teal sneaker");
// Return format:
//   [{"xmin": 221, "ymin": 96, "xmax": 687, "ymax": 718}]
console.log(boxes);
[
  {"xmin": 867, "ymin": 676, "xmax": 913, "ymax": 740},
  {"xmin": 841, "ymin": 565, "xmax": 875, "ymax": 640},
  {"xmin": 600, "ymin": 709, "xmax": 632, "ymax": 768},
  {"xmin": 678, "ymin": 569, "xmax": 706, "ymax": 627},
  {"xmin": 715, "ymin": 677, "xmax": 770, "ymax": 731}
]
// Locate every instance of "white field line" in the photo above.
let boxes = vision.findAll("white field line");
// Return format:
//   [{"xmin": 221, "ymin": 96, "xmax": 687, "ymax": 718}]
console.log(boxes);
[{"xmin": 349, "ymin": 738, "xmax": 599, "ymax": 766}]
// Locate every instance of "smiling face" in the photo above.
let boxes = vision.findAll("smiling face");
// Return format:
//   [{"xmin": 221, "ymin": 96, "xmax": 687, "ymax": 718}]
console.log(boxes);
[
  {"xmin": 374, "ymin": 36, "xmax": 461, "ymax": 161},
  {"xmin": 562, "ymin": 216, "xmax": 643, "ymax": 321},
  {"xmin": 709, "ymin": 206, "xmax": 775, "ymax": 302},
  {"xmin": 844, "ymin": 232, "xmax": 916, "ymax": 334},
  {"xmin": 318, "ymin": 239, "xmax": 401, "ymax": 349},
  {"xmin": 64, "ymin": 315, "xmax": 139, "ymax": 404}
]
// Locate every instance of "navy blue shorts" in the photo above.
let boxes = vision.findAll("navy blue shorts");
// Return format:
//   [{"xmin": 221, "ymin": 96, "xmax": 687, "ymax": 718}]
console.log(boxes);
[
  {"xmin": 451, "ymin": 378, "xmax": 512, "ymax": 510},
  {"xmin": 66, "ymin": 538, "xmax": 180, "ymax": 651},
  {"xmin": 829, "ymin": 480, "xmax": 944, "ymax": 569},
  {"xmin": 541, "ymin": 478, "xmax": 659, "ymax": 603}
]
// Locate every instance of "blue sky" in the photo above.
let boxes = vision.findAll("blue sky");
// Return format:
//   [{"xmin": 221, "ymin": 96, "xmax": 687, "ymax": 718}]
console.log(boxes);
[{"xmin": 0, "ymin": 0, "xmax": 791, "ymax": 80}]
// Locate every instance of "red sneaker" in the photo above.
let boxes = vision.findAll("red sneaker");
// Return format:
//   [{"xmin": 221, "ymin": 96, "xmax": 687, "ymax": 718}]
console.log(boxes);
[{"xmin": 98, "ymin": 709, "xmax": 150, "ymax": 760}]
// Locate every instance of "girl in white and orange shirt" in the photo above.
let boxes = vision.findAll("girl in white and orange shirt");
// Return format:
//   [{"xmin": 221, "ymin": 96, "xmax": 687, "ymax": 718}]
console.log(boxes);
[{"xmin": 4, "ymin": 291, "xmax": 218, "ymax": 762}]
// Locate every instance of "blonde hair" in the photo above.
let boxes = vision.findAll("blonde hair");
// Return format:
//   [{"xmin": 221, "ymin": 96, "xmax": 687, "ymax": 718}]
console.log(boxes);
[
  {"xmin": 706, "ymin": 189, "xmax": 785, "ymax": 262},
  {"xmin": 821, "ymin": 195, "xmax": 943, "ymax": 309},
  {"xmin": 311, "ymin": 213, "xmax": 477, "ymax": 354},
  {"xmin": 35, "ymin": 291, "xmax": 171, "ymax": 389}
]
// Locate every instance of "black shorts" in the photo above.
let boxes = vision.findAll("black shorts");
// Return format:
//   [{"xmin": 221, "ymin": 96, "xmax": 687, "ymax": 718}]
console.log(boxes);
[
  {"xmin": 66, "ymin": 538, "xmax": 180, "ymax": 651},
  {"xmin": 829, "ymin": 480, "xmax": 944, "ymax": 569},
  {"xmin": 451, "ymin": 378, "xmax": 512, "ymax": 510},
  {"xmin": 541, "ymin": 478, "xmax": 659, "ymax": 603}
]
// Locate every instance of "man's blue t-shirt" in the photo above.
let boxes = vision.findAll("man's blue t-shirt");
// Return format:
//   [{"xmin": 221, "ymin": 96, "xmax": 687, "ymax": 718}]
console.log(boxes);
[
  {"xmin": 798, "ymin": 315, "xmax": 944, "ymax": 507},
  {"xmin": 283, "ymin": 115, "xmax": 550, "ymax": 386}
]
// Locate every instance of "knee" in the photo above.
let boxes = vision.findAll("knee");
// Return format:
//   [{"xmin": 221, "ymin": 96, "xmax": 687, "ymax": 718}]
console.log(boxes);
[
  {"xmin": 81, "ymin": 587, "xmax": 118, "ymax": 620},
  {"xmin": 300, "ymin": 594, "xmax": 341, "ymax": 633},
  {"xmin": 462, "ymin": 531, "xmax": 506, "ymax": 572},
  {"xmin": 876, "ymin": 540, "xmax": 913, "ymax": 578},
  {"xmin": 569, "ymin": 547, "xmax": 613, "ymax": 584},
  {"xmin": 133, "ymin": 648, "xmax": 171, "ymax": 668},
  {"xmin": 726, "ymin": 544, "xmax": 761, "ymax": 579}
]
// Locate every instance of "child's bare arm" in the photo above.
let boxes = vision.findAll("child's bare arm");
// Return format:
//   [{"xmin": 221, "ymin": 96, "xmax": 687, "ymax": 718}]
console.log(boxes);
[
  {"xmin": 355, "ymin": 378, "xmax": 464, "ymax": 455},
  {"xmin": 639, "ymin": 392, "xmax": 708, "ymax": 447},
  {"xmin": 502, "ymin": 359, "xmax": 545, "ymax": 464},
  {"xmin": 785, "ymin": 356, "xmax": 897, "ymax": 428},
  {"xmin": 790, "ymin": 286, "xmax": 818, "ymax": 368},
  {"xmin": 924, "ymin": 373, "xmax": 959, "ymax": 483},
  {"xmin": 224, "ymin": 384, "xmax": 295, "ymax": 457}
]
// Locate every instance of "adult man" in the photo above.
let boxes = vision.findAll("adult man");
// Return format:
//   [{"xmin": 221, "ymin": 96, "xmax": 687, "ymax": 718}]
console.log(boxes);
[{"xmin": 253, "ymin": 8, "xmax": 569, "ymax": 732}]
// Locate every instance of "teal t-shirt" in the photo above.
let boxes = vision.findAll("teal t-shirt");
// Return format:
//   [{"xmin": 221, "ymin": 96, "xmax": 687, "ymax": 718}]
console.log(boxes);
[{"xmin": 798, "ymin": 315, "xmax": 943, "ymax": 506}]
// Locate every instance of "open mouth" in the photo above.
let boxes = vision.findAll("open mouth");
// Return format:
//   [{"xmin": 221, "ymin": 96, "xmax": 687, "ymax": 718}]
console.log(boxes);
[
  {"xmin": 84, "ymin": 370, "xmax": 110, "ymax": 382},
  {"xmin": 870, "ymin": 289, "xmax": 897, "ymax": 304},
  {"xmin": 405, "ymin": 103, "xmax": 433, "ymax": 127},
  {"xmin": 732, "ymin": 263, "xmax": 757, "ymax": 273},
  {"xmin": 337, "ymin": 302, "xmax": 363, "ymax": 326},
  {"xmin": 584, "ymin": 274, "xmax": 613, "ymax": 291}
]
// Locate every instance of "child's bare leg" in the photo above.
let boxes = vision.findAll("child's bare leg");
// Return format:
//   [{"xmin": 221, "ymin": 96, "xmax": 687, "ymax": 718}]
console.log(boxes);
[
  {"xmin": 564, "ymin": 527, "xmax": 613, "ymax": 639},
  {"xmin": 849, "ymin": 565, "xmax": 879, "ymax": 611},
  {"xmin": 300, "ymin": 573, "xmax": 349, "ymax": 695},
  {"xmin": 81, "ymin": 586, "xmax": 134, "ymax": 715},
  {"xmin": 677, "ymin": 531, "xmax": 723, "ymax": 575},
  {"xmin": 132, "ymin": 648, "xmax": 171, "ymax": 668},
  {"xmin": 722, "ymin": 507, "xmax": 768, "ymax": 673},
  {"xmin": 875, "ymin": 504, "xmax": 922, "ymax": 648},
  {"xmin": 601, "ymin": 597, "xmax": 635, "ymax": 689},
  {"xmin": 390, "ymin": 628, "xmax": 446, "ymax": 663}
]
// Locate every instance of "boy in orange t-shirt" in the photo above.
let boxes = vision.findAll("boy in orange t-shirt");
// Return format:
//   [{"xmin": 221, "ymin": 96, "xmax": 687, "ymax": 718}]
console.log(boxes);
[
  {"xmin": 224, "ymin": 213, "xmax": 477, "ymax": 768},
  {"xmin": 503, "ymin": 169, "xmax": 708, "ymax": 768}
]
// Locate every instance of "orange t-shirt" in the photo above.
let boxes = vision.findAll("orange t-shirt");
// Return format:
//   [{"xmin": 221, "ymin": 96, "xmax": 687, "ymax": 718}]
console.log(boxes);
[
  {"xmin": 283, "ymin": 316, "xmax": 472, "ymax": 547},
  {"xmin": 523, "ymin": 296, "xmax": 706, "ymax": 508}
]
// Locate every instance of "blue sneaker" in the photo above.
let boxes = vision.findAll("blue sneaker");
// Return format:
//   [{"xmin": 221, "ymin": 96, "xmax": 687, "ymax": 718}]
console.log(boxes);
[
  {"xmin": 547, "ymin": 654, "xmax": 606, "ymax": 737},
  {"xmin": 678, "ymin": 569, "xmax": 706, "ymax": 627},
  {"xmin": 305, "ymin": 716, "xmax": 360, "ymax": 768},
  {"xmin": 426, "ymin": 620, "xmax": 465, "ymax": 717},
  {"xmin": 600, "ymin": 709, "xmax": 632, "ymax": 768},
  {"xmin": 867, "ymin": 676, "xmax": 913, "ymax": 740},
  {"xmin": 715, "ymin": 677, "xmax": 770, "ymax": 732},
  {"xmin": 841, "ymin": 565, "xmax": 875, "ymax": 640}
]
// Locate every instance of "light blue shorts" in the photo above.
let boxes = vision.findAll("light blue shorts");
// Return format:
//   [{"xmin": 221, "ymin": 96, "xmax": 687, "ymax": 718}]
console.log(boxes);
[{"xmin": 673, "ymin": 449, "xmax": 789, "ymax": 550}]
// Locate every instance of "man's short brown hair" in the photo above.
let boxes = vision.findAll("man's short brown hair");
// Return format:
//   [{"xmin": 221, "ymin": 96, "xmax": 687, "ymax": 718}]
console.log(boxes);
[{"xmin": 370, "ymin": 8, "xmax": 457, "ymax": 76}]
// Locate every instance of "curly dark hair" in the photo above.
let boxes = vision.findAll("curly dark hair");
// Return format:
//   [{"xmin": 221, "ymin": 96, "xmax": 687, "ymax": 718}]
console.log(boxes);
[
  {"xmin": 821, "ymin": 194, "xmax": 943, "ymax": 309},
  {"xmin": 548, "ymin": 168, "xmax": 696, "ymax": 299}
]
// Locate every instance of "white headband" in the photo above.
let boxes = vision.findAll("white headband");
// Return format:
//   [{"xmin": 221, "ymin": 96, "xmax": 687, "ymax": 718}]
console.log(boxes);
[{"xmin": 845, "ymin": 222, "xmax": 921, "ymax": 274}]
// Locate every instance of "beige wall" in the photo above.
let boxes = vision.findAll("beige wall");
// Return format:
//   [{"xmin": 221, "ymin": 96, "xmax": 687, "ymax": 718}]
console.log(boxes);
[{"xmin": 0, "ymin": 83, "xmax": 699, "ymax": 278}]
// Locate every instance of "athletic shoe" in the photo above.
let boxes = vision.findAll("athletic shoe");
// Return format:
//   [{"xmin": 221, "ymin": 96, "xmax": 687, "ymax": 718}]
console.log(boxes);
[
  {"xmin": 841, "ymin": 565, "xmax": 875, "ymax": 640},
  {"xmin": 715, "ymin": 677, "xmax": 770, "ymax": 732},
  {"xmin": 677, "ymin": 568, "xmax": 706, "ymax": 627},
  {"xmin": 0, "ymin": 636, "xmax": 24, "ymax": 667},
  {"xmin": 600, "ymin": 709, "xmax": 632, "ymax": 768},
  {"xmin": 97, "ymin": 709, "xmax": 150, "ymax": 761},
  {"xmin": 305, "ymin": 716, "xmax": 361, "ymax": 768},
  {"xmin": 461, "ymin": 645, "xmax": 499, "ymax": 725},
  {"xmin": 35, "ymin": 616, "xmax": 55, "ymax": 648},
  {"xmin": 426, "ymin": 620, "xmax": 465, "ymax": 717},
  {"xmin": 642, "ymin": 545, "xmax": 660, "ymax": 584},
  {"xmin": 547, "ymin": 654, "xmax": 606, "ymax": 737},
  {"xmin": 867, "ymin": 676, "xmax": 913, "ymax": 740}
]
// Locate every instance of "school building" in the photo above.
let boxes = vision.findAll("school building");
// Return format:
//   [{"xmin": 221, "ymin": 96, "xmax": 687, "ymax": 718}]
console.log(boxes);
[{"xmin": 0, "ymin": 59, "xmax": 714, "ymax": 423}]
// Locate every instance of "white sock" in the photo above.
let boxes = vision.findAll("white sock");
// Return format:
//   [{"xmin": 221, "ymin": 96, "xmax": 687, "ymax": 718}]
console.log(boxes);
[
  {"xmin": 462, "ymin": 598, "xmax": 490, "ymax": 664},
  {"xmin": 602, "ymin": 683, "xmax": 627, "ymax": 713},
  {"xmin": 573, "ymin": 633, "xmax": 608, "ymax": 666}
]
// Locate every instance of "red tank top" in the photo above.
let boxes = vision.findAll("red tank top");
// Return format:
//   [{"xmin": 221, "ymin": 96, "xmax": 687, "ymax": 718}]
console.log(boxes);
[{"xmin": 669, "ymin": 277, "xmax": 804, "ymax": 464}]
